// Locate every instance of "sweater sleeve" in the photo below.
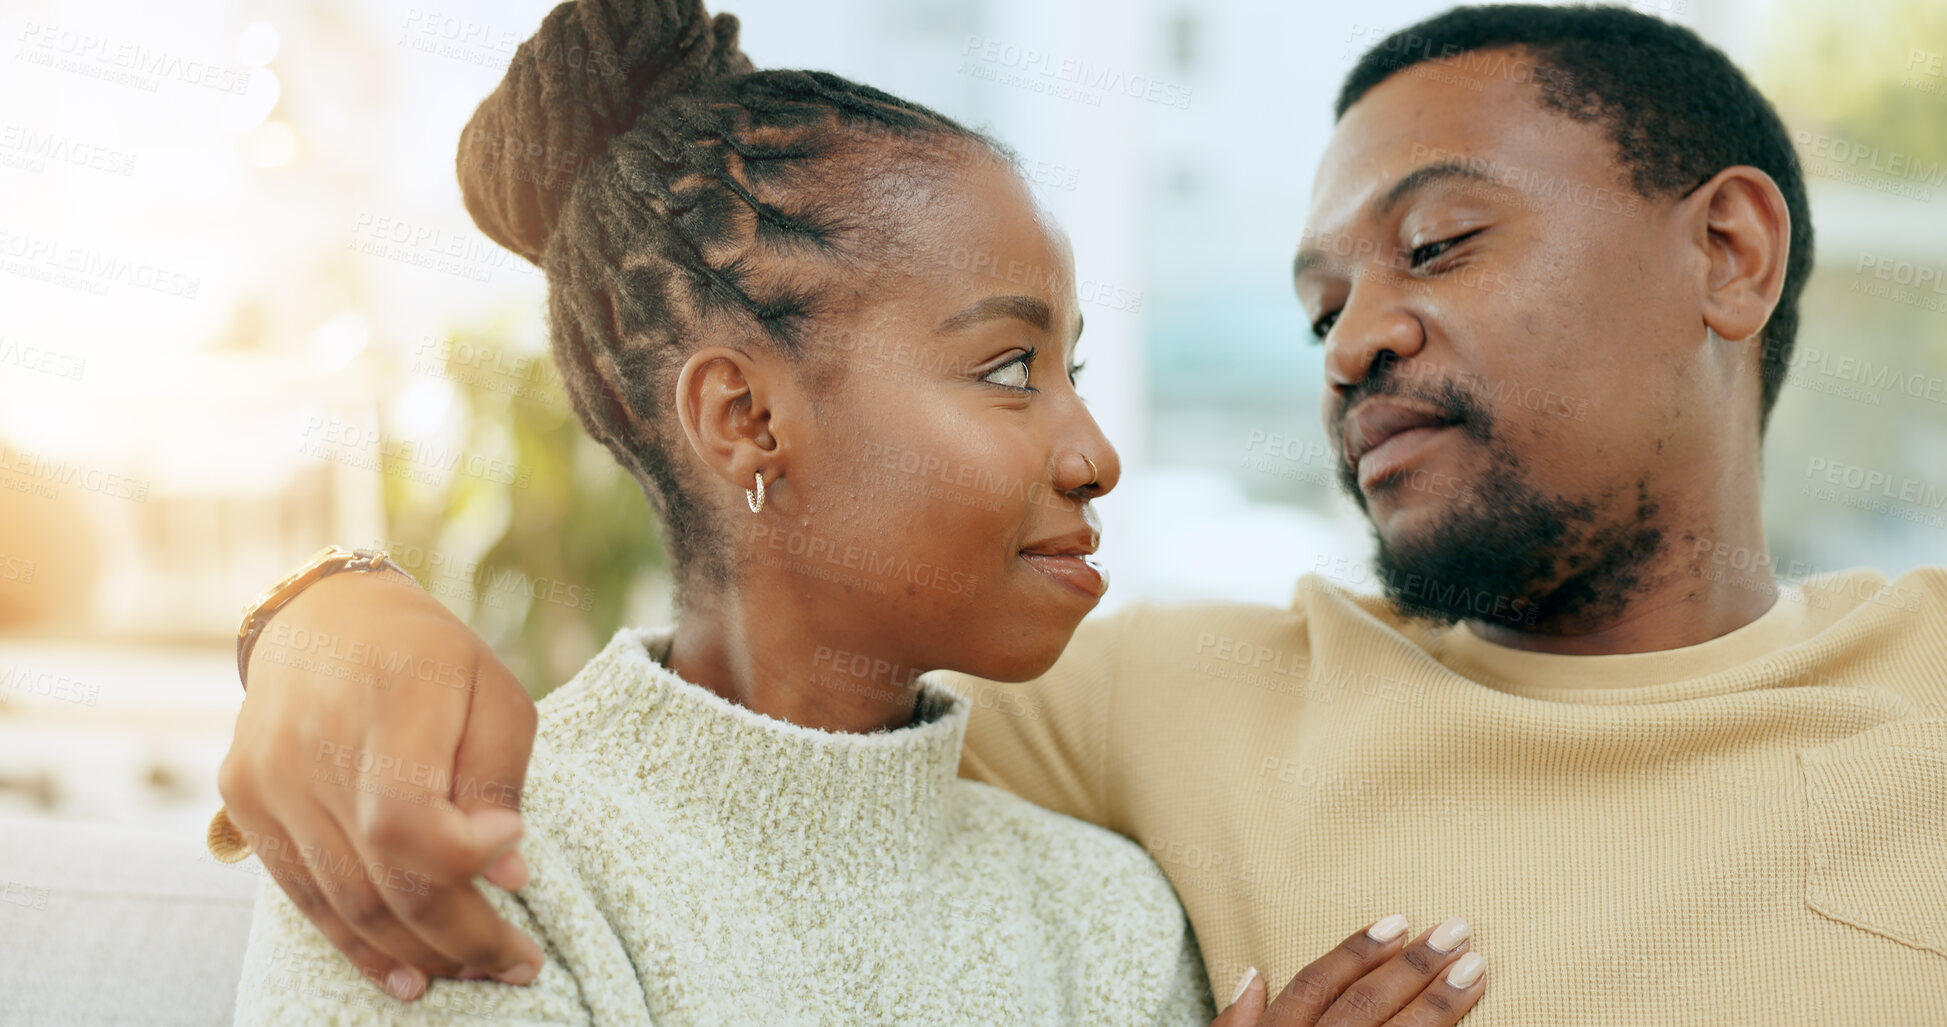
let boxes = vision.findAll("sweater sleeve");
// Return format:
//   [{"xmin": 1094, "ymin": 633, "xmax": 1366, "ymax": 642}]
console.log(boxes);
[
  {"xmin": 231, "ymin": 827, "xmax": 648, "ymax": 1026},
  {"xmin": 232, "ymin": 879, "xmax": 590, "ymax": 1025},
  {"xmin": 1152, "ymin": 925, "xmax": 1217, "ymax": 1027},
  {"xmin": 948, "ymin": 603, "xmax": 1134, "ymax": 830}
]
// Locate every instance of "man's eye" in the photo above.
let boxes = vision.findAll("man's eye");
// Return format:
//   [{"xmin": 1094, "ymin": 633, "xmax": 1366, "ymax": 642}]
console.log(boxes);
[
  {"xmin": 983, "ymin": 357, "xmax": 1031, "ymax": 389},
  {"xmin": 1310, "ymin": 311, "xmax": 1340, "ymax": 342},
  {"xmin": 1409, "ymin": 229, "xmax": 1482, "ymax": 268}
]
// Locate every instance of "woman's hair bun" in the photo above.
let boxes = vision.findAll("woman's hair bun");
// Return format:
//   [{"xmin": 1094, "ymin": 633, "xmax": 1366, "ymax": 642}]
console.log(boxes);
[{"xmin": 456, "ymin": 0, "xmax": 753, "ymax": 264}]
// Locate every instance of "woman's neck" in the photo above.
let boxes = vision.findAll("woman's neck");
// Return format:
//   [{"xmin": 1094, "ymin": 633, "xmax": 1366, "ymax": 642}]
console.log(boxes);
[{"xmin": 662, "ymin": 589, "xmax": 923, "ymax": 734}]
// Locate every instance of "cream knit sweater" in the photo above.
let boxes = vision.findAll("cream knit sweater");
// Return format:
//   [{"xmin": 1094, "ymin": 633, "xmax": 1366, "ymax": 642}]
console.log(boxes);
[{"xmin": 232, "ymin": 627, "xmax": 1214, "ymax": 1025}]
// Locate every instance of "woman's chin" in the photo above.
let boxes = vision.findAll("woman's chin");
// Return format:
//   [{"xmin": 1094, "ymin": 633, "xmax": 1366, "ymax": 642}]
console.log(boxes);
[{"xmin": 948, "ymin": 633, "xmax": 1072, "ymax": 684}]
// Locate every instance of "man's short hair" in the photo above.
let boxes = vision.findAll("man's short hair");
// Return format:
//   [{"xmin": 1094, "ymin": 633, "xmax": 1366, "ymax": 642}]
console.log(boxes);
[{"xmin": 1337, "ymin": 4, "xmax": 1813, "ymax": 434}]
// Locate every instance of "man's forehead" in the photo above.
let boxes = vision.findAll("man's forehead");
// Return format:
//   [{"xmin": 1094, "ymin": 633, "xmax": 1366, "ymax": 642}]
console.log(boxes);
[
  {"xmin": 1310, "ymin": 69, "xmax": 1519, "ymax": 223},
  {"xmin": 1303, "ymin": 61, "xmax": 1610, "ymax": 240}
]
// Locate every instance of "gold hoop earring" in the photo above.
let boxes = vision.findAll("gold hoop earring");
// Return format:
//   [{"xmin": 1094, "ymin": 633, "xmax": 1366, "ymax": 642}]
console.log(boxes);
[
  {"xmin": 746, "ymin": 470, "xmax": 766, "ymax": 514},
  {"xmin": 1081, "ymin": 455, "xmax": 1100, "ymax": 488}
]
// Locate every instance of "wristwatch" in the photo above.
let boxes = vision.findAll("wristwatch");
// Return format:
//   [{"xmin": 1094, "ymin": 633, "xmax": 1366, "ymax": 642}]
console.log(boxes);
[
  {"xmin": 210, "ymin": 546, "xmax": 413, "ymax": 863},
  {"xmin": 235, "ymin": 545, "xmax": 412, "ymax": 689},
  {"xmin": 206, "ymin": 806, "xmax": 250, "ymax": 864}
]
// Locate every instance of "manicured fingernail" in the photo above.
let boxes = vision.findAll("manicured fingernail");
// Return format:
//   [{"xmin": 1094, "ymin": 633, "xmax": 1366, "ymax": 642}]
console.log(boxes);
[
  {"xmin": 1366, "ymin": 914, "xmax": 1410, "ymax": 943},
  {"xmin": 1428, "ymin": 916, "xmax": 1471, "ymax": 953},
  {"xmin": 1446, "ymin": 952, "xmax": 1486, "ymax": 988},
  {"xmin": 495, "ymin": 961, "xmax": 539, "ymax": 986},
  {"xmin": 385, "ymin": 966, "xmax": 424, "ymax": 1000},
  {"xmin": 1228, "ymin": 966, "xmax": 1260, "ymax": 1006}
]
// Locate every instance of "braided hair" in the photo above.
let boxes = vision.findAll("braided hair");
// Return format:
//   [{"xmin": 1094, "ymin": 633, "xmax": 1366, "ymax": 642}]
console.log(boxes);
[{"xmin": 456, "ymin": 0, "xmax": 996, "ymax": 591}]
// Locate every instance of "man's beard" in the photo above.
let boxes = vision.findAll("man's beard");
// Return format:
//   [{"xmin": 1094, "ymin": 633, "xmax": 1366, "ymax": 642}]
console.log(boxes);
[{"xmin": 1334, "ymin": 375, "xmax": 1662, "ymax": 630}]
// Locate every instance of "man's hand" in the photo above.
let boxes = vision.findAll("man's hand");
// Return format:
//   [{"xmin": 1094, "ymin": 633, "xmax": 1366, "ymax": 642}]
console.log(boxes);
[
  {"xmin": 216, "ymin": 569, "xmax": 545, "ymax": 1001},
  {"xmin": 1209, "ymin": 917, "xmax": 1486, "ymax": 1026}
]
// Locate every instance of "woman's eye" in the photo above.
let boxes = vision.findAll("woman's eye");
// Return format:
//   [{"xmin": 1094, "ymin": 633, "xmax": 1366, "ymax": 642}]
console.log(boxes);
[
  {"xmin": 983, "ymin": 357, "xmax": 1031, "ymax": 389},
  {"xmin": 1310, "ymin": 311, "xmax": 1340, "ymax": 342}
]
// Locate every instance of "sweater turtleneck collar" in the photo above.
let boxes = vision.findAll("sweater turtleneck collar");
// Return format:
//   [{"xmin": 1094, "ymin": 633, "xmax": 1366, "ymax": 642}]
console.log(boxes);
[{"xmin": 534, "ymin": 626, "xmax": 969, "ymax": 879}]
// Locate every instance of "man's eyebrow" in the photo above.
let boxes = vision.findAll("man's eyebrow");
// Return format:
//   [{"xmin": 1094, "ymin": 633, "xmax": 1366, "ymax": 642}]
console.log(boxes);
[
  {"xmin": 1376, "ymin": 160, "xmax": 1504, "ymax": 218},
  {"xmin": 1293, "ymin": 160, "xmax": 1507, "ymax": 282},
  {"xmin": 937, "ymin": 294, "xmax": 1052, "ymax": 334}
]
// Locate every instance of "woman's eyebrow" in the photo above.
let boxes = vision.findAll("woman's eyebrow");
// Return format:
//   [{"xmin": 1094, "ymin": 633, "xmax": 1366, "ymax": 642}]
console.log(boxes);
[{"xmin": 936, "ymin": 294, "xmax": 1052, "ymax": 334}]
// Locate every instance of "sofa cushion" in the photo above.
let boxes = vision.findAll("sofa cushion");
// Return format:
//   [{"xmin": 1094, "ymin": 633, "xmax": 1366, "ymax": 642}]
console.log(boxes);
[{"xmin": 0, "ymin": 816, "xmax": 259, "ymax": 1025}]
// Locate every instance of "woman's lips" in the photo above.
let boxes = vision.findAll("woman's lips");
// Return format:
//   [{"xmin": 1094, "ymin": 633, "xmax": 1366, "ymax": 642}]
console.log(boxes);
[
  {"xmin": 1356, "ymin": 424, "xmax": 1452, "ymax": 492},
  {"xmin": 1019, "ymin": 552, "xmax": 1107, "ymax": 600}
]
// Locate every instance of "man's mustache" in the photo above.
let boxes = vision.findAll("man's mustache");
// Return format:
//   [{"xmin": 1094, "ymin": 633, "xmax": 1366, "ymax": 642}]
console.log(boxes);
[{"xmin": 1330, "ymin": 359, "xmax": 1490, "ymax": 453}]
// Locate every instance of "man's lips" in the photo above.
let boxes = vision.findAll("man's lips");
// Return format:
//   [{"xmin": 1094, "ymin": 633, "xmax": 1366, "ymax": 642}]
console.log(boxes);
[
  {"xmin": 1355, "ymin": 425, "xmax": 1454, "ymax": 492},
  {"xmin": 1344, "ymin": 398, "xmax": 1459, "ymax": 468}
]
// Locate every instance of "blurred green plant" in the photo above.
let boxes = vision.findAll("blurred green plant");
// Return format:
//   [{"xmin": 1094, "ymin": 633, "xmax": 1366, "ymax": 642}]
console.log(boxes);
[
  {"xmin": 1759, "ymin": 0, "xmax": 1947, "ymax": 164},
  {"xmin": 1753, "ymin": 0, "xmax": 1947, "ymax": 571},
  {"xmin": 380, "ymin": 322, "xmax": 668, "ymax": 698}
]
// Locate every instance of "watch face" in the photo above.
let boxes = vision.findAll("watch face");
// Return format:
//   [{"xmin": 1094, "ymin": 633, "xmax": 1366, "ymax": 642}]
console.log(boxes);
[{"xmin": 206, "ymin": 808, "xmax": 251, "ymax": 863}]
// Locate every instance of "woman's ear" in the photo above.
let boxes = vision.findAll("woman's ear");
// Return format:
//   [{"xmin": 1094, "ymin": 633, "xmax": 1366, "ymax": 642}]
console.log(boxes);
[
  {"xmin": 1686, "ymin": 165, "xmax": 1792, "ymax": 345},
  {"xmin": 673, "ymin": 346, "xmax": 783, "ymax": 498}
]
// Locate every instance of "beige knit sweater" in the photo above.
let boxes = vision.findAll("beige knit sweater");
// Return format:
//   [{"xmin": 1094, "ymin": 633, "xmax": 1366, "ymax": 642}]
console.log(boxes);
[
  {"xmin": 232, "ymin": 627, "xmax": 1214, "ymax": 1025},
  {"xmin": 954, "ymin": 567, "xmax": 1947, "ymax": 1025}
]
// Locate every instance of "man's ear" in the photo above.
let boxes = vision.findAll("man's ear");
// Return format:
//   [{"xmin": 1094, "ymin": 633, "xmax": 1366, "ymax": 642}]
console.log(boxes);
[
  {"xmin": 673, "ymin": 346, "xmax": 783, "ymax": 500},
  {"xmin": 1686, "ymin": 165, "xmax": 1792, "ymax": 345}
]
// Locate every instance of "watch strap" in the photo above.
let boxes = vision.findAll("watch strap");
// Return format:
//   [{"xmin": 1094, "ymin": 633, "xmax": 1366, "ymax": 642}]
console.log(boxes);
[{"xmin": 235, "ymin": 545, "xmax": 412, "ymax": 689}]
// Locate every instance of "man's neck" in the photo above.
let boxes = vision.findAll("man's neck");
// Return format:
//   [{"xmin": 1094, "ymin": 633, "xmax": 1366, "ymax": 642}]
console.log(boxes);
[
  {"xmin": 1467, "ymin": 578, "xmax": 1779, "ymax": 654},
  {"xmin": 1466, "ymin": 518, "xmax": 1779, "ymax": 656}
]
